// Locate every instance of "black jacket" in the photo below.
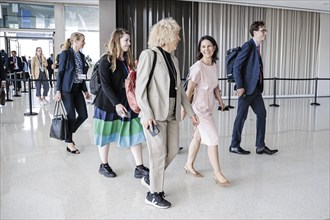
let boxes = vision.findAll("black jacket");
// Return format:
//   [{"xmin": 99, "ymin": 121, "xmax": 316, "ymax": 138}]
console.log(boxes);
[
  {"xmin": 8, "ymin": 56, "xmax": 23, "ymax": 73},
  {"xmin": 94, "ymin": 55, "xmax": 129, "ymax": 112}
]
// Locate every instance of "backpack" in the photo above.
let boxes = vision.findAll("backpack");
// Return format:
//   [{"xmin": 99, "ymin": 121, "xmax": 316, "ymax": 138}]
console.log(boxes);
[
  {"xmin": 225, "ymin": 46, "xmax": 241, "ymax": 82},
  {"xmin": 125, "ymin": 50, "xmax": 157, "ymax": 113},
  {"xmin": 89, "ymin": 60, "xmax": 101, "ymax": 95}
]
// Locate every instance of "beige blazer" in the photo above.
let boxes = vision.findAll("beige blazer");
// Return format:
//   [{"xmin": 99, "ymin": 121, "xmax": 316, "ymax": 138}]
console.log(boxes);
[
  {"xmin": 136, "ymin": 47, "xmax": 195, "ymax": 122},
  {"xmin": 31, "ymin": 55, "xmax": 48, "ymax": 79}
]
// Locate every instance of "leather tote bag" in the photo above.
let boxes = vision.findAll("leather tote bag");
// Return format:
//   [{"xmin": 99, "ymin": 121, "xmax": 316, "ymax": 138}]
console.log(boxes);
[{"xmin": 50, "ymin": 100, "xmax": 68, "ymax": 141}]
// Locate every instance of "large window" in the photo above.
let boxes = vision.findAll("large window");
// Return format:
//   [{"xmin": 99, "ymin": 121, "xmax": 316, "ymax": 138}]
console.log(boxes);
[
  {"xmin": 0, "ymin": 2, "xmax": 54, "ymax": 29},
  {"xmin": 65, "ymin": 5, "xmax": 99, "ymax": 62}
]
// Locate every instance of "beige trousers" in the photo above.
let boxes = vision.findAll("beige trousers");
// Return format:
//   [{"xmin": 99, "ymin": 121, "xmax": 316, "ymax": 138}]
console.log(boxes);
[{"xmin": 144, "ymin": 98, "xmax": 179, "ymax": 193}]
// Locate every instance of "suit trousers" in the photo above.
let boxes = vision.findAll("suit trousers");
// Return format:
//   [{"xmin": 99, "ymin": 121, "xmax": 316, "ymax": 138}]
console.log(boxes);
[
  {"xmin": 144, "ymin": 98, "xmax": 179, "ymax": 193},
  {"xmin": 61, "ymin": 83, "xmax": 88, "ymax": 143},
  {"xmin": 230, "ymin": 86, "xmax": 266, "ymax": 148}
]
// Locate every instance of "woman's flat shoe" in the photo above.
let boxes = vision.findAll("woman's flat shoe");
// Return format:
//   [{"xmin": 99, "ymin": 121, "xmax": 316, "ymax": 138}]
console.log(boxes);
[
  {"xmin": 184, "ymin": 165, "xmax": 203, "ymax": 177},
  {"xmin": 66, "ymin": 147, "xmax": 80, "ymax": 154},
  {"xmin": 213, "ymin": 174, "xmax": 230, "ymax": 186}
]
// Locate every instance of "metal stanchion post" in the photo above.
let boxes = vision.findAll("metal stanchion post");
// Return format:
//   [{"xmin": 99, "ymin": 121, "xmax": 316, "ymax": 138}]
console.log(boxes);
[
  {"xmin": 24, "ymin": 78, "xmax": 38, "ymax": 116},
  {"xmin": 21, "ymin": 71, "xmax": 28, "ymax": 93},
  {"xmin": 311, "ymin": 77, "xmax": 320, "ymax": 106},
  {"xmin": 270, "ymin": 77, "xmax": 280, "ymax": 107}
]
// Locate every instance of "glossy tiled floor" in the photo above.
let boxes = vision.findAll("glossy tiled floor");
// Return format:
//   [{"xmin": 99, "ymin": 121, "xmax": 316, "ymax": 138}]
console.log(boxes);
[{"xmin": 1, "ymin": 88, "xmax": 329, "ymax": 219}]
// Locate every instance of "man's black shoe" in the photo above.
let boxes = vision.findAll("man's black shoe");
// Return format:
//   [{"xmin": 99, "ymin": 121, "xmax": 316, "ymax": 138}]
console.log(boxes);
[
  {"xmin": 99, "ymin": 163, "xmax": 117, "ymax": 178},
  {"xmin": 145, "ymin": 192, "xmax": 171, "ymax": 209},
  {"xmin": 256, "ymin": 146, "xmax": 278, "ymax": 155},
  {"xmin": 134, "ymin": 165, "xmax": 149, "ymax": 178},
  {"xmin": 229, "ymin": 146, "xmax": 250, "ymax": 155}
]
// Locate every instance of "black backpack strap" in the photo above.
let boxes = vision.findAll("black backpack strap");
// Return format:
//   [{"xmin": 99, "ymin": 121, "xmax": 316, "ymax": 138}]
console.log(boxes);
[{"xmin": 146, "ymin": 50, "xmax": 157, "ymax": 88}]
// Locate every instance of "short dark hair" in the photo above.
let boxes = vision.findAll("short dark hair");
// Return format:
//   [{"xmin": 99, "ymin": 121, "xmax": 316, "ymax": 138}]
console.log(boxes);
[
  {"xmin": 197, "ymin": 35, "xmax": 219, "ymax": 63},
  {"xmin": 249, "ymin": 21, "xmax": 265, "ymax": 36}
]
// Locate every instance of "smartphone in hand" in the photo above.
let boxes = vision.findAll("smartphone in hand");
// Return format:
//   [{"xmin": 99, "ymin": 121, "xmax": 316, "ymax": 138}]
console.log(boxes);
[{"xmin": 148, "ymin": 124, "xmax": 160, "ymax": 137}]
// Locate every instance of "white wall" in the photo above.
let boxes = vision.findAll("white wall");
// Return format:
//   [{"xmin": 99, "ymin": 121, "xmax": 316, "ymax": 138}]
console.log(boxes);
[{"xmin": 318, "ymin": 13, "xmax": 330, "ymax": 97}]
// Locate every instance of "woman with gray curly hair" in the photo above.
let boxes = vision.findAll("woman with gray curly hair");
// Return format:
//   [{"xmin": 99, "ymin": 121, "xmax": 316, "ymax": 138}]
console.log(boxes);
[{"xmin": 136, "ymin": 17, "xmax": 199, "ymax": 209}]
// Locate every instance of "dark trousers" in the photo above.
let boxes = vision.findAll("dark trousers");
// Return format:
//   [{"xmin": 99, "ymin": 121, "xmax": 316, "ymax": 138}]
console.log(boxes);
[
  {"xmin": 10, "ymin": 71, "xmax": 22, "ymax": 90},
  {"xmin": 61, "ymin": 83, "xmax": 88, "ymax": 143},
  {"xmin": 48, "ymin": 71, "xmax": 53, "ymax": 88},
  {"xmin": 230, "ymin": 87, "xmax": 266, "ymax": 148}
]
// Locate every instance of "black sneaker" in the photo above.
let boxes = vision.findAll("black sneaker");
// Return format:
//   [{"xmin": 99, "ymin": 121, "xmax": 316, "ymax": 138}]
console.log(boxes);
[
  {"xmin": 145, "ymin": 192, "xmax": 171, "ymax": 209},
  {"xmin": 134, "ymin": 165, "xmax": 149, "ymax": 178},
  {"xmin": 99, "ymin": 163, "xmax": 117, "ymax": 178},
  {"xmin": 141, "ymin": 175, "xmax": 150, "ymax": 189}
]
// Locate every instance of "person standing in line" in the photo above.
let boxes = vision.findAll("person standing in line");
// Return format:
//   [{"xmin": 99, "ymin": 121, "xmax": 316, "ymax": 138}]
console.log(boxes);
[
  {"xmin": 229, "ymin": 21, "xmax": 278, "ymax": 155},
  {"xmin": 22, "ymin": 56, "xmax": 30, "ymax": 80},
  {"xmin": 0, "ymin": 55, "xmax": 6, "ymax": 89},
  {"xmin": 136, "ymin": 17, "xmax": 199, "ymax": 209},
  {"xmin": 31, "ymin": 47, "xmax": 49, "ymax": 106},
  {"xmin": 52, "ymin": 44, "xmax": 65, "ymax": 87},
  {"xmin": 55, "ymin": 32, "xmax": 91, "ymax": 154},
  {"xmin": 47, "ymin": 54, "xmax": 54, "ymax": 88},
  {"xmin": 8, "ymin": 50, "xmax": 23, "ymax": 92},
  {"xmin": 0, "ymin": 49, "xmax": 8, "ymax": 72},
  {"xmin": 182, "ymin": 35, "xmax": 230, "ymax": 186},
  {"xmin": 93, "ymin": 28, "xmax": 149, "ymax": 179}
]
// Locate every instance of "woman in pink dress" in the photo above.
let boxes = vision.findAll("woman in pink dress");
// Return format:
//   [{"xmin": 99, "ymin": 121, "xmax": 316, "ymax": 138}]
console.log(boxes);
[{"xmin": 182, "ymin": 35, "xmax": 230, "ymax": 186}]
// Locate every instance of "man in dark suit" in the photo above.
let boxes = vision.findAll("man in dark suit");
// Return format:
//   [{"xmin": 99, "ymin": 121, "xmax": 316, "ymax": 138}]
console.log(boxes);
[
  {"xmin": 8, "ymin": 50, "xmax": 23, "ymax": 91},
  {"xmin": 47, "ymin": 54, "xmax": 54, "ymax": 88},
  {"xmin": 229, "ymin": 21, "xmax": 278, "ymax": 155}
]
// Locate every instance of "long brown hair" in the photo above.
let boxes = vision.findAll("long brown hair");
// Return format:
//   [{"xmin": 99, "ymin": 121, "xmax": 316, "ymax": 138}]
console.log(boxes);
[{"xmin": 106, "ymin": 28, "xmax": 134, "ymax": 72}]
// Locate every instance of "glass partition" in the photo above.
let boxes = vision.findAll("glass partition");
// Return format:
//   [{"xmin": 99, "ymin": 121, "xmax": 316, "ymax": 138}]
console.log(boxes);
[
  {"xmin": 0, "ymin": 2, "xmax": 54, "ymax": 29},
  {"xmin": 64, "ymin": 5, "xmax": 99, "ymax": 62}
]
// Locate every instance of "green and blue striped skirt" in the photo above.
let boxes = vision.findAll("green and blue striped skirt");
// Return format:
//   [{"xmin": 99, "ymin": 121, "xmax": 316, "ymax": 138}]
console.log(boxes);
[{"xmin": 93, "ymin": 107, "xmax": 146, "ymax": 147}]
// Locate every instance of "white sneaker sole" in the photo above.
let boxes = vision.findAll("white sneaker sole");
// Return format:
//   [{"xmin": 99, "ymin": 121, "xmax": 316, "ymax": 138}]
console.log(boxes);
[{"xmin": 144, "ymin": 198, "xmax": 170, "ymax": 209}]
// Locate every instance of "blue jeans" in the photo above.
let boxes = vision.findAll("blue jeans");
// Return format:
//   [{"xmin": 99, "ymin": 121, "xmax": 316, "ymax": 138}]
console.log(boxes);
[{"xmin": 35, "ymin": 71, "xmax": 49, "ymax": 97}]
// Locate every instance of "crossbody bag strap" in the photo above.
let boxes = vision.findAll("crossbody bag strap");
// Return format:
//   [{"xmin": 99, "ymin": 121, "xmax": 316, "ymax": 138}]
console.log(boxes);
[{"xmin": 146, "ymin": 50, "xmax": 157, "ymax": 88}]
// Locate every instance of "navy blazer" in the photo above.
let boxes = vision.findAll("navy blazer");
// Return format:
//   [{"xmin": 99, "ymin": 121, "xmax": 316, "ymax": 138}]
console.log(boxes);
[
  {"xmin": 233, "ymin": 38, "xmax": 263, "ymax": 95},
  {"xmin": 56, "ymin": 48, "xmax": 88, "ymax": 93}
]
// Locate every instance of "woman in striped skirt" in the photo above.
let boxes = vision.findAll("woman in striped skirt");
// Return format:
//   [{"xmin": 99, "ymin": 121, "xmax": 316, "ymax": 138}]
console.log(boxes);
[{"xmin": 93, "ymin": 28, "xmax": 149, "ymax": 179}]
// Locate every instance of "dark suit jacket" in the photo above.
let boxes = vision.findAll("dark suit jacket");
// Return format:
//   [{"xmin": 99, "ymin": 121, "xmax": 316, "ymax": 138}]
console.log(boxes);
[
  {"xmin": 56, "ymin": 48, "xmax": 88, "ymax": 93},
  {"xmin": 47, "ymin": 58, "xmax": 54, "ymax": 74},
  {"xmin": 8, "ymin": 56, "xmax": 23, "ymax": 73},
  {"xmin": 0, "ymin": 56, "xmax": 6, "ymax": 81},
  {"xmin": 233, "ymin": 38, "xmax": 263, "ymax": 95}
]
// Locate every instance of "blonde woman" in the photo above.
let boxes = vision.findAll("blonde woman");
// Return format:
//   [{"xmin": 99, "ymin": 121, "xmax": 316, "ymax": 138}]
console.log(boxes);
[
  {"xmin": 93, "ymin": 28, "xmax": 149, "ymax": 179},
  {"xmin": 31, "ymin": 47, "xmax": 49, "ymax": 106},
  {"xmin": 136, "ymin": 18, "xmax": 199, "ymax": 209},
  {"xmin": 55, "ymin": 32, "xmax": 91, "ymax": 154}
]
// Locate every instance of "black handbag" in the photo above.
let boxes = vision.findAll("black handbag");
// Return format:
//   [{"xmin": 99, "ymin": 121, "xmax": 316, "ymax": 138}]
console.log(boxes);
[
  {"xmin": 0, "ymin": 86, "xmax": 5, "ymax": 106},
  {"xmin": 50, "ymin": 101, "xmax": 68, "ymax": 141}
]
